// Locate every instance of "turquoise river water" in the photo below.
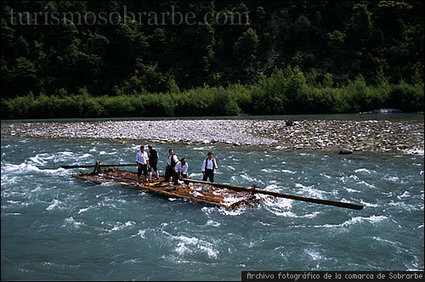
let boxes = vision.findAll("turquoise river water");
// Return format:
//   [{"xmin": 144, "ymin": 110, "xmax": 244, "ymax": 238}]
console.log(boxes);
[{"xmin": 1, "ymin": 120, "xmax": 424, "ymax": 280}]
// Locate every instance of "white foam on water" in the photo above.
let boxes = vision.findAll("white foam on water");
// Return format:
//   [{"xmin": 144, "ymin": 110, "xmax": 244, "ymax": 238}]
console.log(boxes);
[
  {"xmin": 241, "ymin": 174, "xmax": 264, "ymax": 185},
  {"xmin": 340, "ymin": 174, "xmax": 359, "ymax": 183},
  {"xmin": 161, "ymin": 254, "xmax": 191, "ymax": 265},
  {"xmin": 345, "ymin": 188, "xmax": 361, "ymax": 193},
  {"xmin": 384, "ymin": 175, "xmax": 400, "ymax": 182},
  {"xmin": 281, "ymin": 169, "xmax": 296, "ymax": 174},
  {"xmin": 30, "ymin": 185, "xmax": 42, "ymax": 193},
  {"xmin": 264, "ymin": 184, "xmax": 280, "ymax": 192},
  {"xmin": 2, "ymin": 162, "xmax": 67, "ymax": 175},
  {"xmin": 2, "ymin": 191, "xmax": 26, "ymax": 199},
  {"xmin": 206, "ymin": 220, "xmax": 220, "ymax": 227},
  {"xmin": 228, "ymin": 166, "xmax": 236, "ymax": 171},
  {"xmin": 1, "ymin": 175, "xmax": 19, "ymax": 185},
  {"xmin": 218, "ymin": 206, "xmax": 244, "ymax": 216},
  {"xmin": 263, "ymin": 197, "xmax": 292, "ymax": 211},
  {"xmin": 201, "ymin": 206, "xmax": 215, "ymax": 216},
  {"xmin": 175, "ymin": 242, "xmax": 192, "ymax": 256},
  {"xmin": 29, "ymin": 154, "xmax": 50, "ymax": 165},
  {"xmin": 261, "ymin": 168, "xmax": 281, "ymax": 173},
  {"xmin": 123, "ymin": 258, "xmax": 142, "ymax": 264},
  {"xmin": 46, "ymin": 199, "xmax": 62, "ymax": 211},
  {"xmin": 320, "ymin": 173, "xmax": 332, "ymax": 179},
  {"xmin": 301, "ymin": 211, "xmax": 321, "ymax": 218},
  {"xmin": 62, "ymin": 217, "xmax": 84, "ymax": 228},
  {"xmin": 295, "ymin": 183, "xmax": 324, "ymax": 198},
  {"xmin": 80, "ymin": 153, "xmax": 92, "ymax": 158},
  {"xmin": 316, "ymin": 215, "xmax": 388, "ymax": 228},
  {"xmin": 268, "ymin": 210, "xmax": 296, "ymax": 217},
  {"xmin": 6, "ymin": 200, "xmax": 27, "ymax": 208},
  {"xmin": 372, "ymin": 236, "xmax": 400, "ymax": 247},
  {"xmin": 354, "ymin": 168, "xmax": 372, "ymax": 174},
  {"xmin": 358, "ymin": 180, "xmax": 377, "ymax": 189},
  {"xmin": 77, "ymin": 207, "xmax": 91, "ymax": 214},
  {"xmin": 7, "ymin": 200, "xmax": 20, "ymax": 205},
  {"xmin": 130, "ymin": 229, "xmax": 146, "ymax": 239},
  {"xmin": 359, "ymin": 200, "xmax": 378, "ymax": 208},
  {"xmin": 388, "ymin": 201, "xmax": 420, "ymax": 211},
  {"xmin": 242, "ymin": 241, "xmax": 256, "ymax": 248},
  {"xmin": 172, "ymin": 235, "xmax": 219, "ymax": 259},
  {"xmin": 397, "ymin": 191, "xmax": 410, "ymax": 199},
  {"xmin": 110, "ymin": 221, "xmax": 136, "ymax": 232},
  {"xmin": 98, "ymin": 201, "xmax": 117, "ymax": 208},
  {"xmin": 100, "ymin": 182, "xmax": 115, "ymax": 186},
  {"xmin": 306, "ymin": 249, "xmax": 323, "ymax": 260},
  {"xmin": 267, "ymin": 204, "xmax": 320, "ymax": 218},
  {"xmin": 4, "ymin": 212, "xmax": 22, "ymax": 216}
]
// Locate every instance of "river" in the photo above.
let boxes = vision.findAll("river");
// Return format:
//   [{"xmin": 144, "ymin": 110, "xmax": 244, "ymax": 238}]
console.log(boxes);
[{"xmin": 1, "ymin": 115, "xmax": 424, "ymax": 280}]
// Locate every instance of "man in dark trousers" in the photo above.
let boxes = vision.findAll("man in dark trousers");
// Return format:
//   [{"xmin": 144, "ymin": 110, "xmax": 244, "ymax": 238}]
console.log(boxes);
[
  {"xmin": 148, "ymin": 145, "xmax": 159, "ymax": 181},
  {"xmin": 201, "ymin": 152, "xmax": 218, "ymax": 182},
  {"xmin": 165, "ymin": 149, "xmax": 179, "ymax": 185}
]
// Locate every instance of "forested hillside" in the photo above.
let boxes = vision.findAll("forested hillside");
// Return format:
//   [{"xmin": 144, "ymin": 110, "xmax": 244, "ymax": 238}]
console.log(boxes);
[{"xmin": 1, "ymin": 1, "xmax": 423, "ymax": 118}]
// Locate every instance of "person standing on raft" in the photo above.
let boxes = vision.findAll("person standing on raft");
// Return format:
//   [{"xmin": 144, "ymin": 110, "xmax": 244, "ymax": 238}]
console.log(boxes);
[
  {"xmin": 201, "ymin": 152, "xmax": 218, "ymax": 182},
  {"xmin": 136, "ymin": 145, "xmax": 150, "ymax": 184},
  {"xmin": 148, "ymin": 145, "xmax": 159, "ymax": 181},
  {"xmin": 165, "ymin": 149, "xmax": 179, "ymax": 185},
  {"xmin": 175, "ymin": 158, "xmax": 189, "ymax": 181}
]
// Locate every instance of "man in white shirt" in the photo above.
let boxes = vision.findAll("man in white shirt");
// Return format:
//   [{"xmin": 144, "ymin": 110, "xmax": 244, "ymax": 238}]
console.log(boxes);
[
  {"xmin": 165, "ymin": 149, "xmax": 179, "ymax": 185},
  {"xmin": 201, "ymin": 152, "xmax": 218, "ymax": 182},
  {"xmin": 175, "ymin": 158, "xmax": 189, "ymax": 181},
  {"xmin": 136, "ymin": 145, "xmax": 150, "ymax": 184}
]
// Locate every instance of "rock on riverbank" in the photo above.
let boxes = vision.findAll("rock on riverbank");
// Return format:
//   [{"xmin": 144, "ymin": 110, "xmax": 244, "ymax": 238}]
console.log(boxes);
[{"xmin": 2, "ymin": 119, "xmax": 424, "ymax": 154}]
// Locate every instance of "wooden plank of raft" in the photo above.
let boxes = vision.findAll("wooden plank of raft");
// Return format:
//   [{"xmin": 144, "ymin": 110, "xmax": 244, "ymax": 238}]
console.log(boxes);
[
  {"xmin": 62, "ymin": 164, "xmax": 136, "ymax": 169},
  {"xmin": 74, "ymin": 172, "xmax": 231, "ymax": 208},
  {"xmin": 183, "ymin": 178, "xmax": 364, "ymax": 210}
]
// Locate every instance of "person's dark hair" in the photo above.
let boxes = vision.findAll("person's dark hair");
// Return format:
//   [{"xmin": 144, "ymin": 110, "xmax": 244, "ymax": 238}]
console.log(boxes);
[
  {"xmin": 169, "ymin": 149, "xmax": 173, "ymax": 153},
  {"xmin": 207, "ymin": 152, "xmax": 213, "ymax": 156},
  {"xmin": 181, "ymin": 158, "xmax": 186, "ymax": 162},
  {"xmin": 148, "ymin": 145, "xmax": 152, "ymax": 149},
  {"xmin": 140, "ymin": 145, "xmax": 144, "ymax": 150}
]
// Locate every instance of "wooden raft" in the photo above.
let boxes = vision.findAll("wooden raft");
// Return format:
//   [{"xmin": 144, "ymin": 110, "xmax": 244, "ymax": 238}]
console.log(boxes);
[{"xmin": 73, "ymin": 168, "xmax": 262, "ymax": 209}]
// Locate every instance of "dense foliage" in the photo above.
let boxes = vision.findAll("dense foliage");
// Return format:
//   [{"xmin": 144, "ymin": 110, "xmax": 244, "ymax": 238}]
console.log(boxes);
[{"xmin": 1, "ymin": 1, "xmax": 423, "ymax": 118}]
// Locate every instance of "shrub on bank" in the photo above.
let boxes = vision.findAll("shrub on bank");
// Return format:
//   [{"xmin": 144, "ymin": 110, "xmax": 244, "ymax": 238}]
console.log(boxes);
[
  {"xmin": 1, "ymin": 68, "xmax": 423, "ymax": 119},
  {"xmin": 388, "ymin": 81, "xmax": 424, "ymax": 112}
]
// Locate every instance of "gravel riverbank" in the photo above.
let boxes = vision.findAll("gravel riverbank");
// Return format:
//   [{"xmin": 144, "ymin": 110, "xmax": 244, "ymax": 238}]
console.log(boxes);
[{"xmin": 2, "ymin": 119, "xmax": 424, "ymax": 155}]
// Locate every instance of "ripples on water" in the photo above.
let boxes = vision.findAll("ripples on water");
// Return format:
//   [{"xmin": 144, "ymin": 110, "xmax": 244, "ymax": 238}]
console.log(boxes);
[{"xmin": 1, "ymin": 136, "xmax": 424, "ymax": 280}]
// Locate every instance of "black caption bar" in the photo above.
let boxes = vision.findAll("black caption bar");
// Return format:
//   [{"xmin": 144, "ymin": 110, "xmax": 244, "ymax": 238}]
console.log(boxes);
[{"xmin": 241, "ymin": 271, "xmax": 424, "ymax": 281}]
